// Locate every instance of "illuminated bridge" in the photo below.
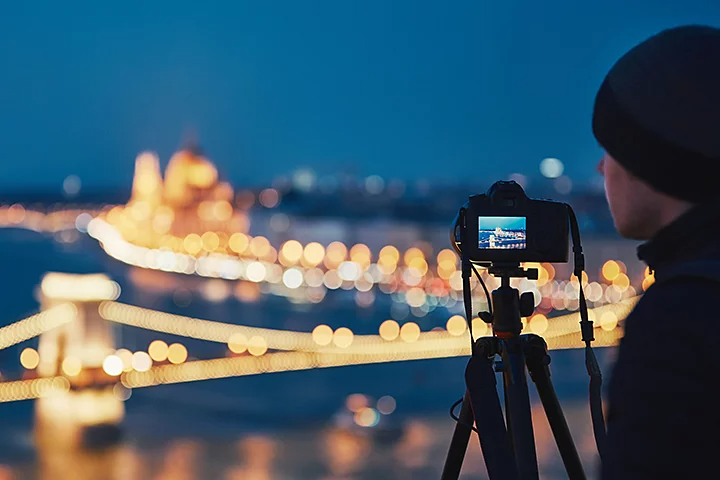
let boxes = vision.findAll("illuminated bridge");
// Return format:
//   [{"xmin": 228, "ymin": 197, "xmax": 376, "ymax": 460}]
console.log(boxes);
[
  {"xmin": 0, "ymin": 270, "xmax": 635, "ymax": 445},
  {"xmin": 0, "ymin": 201, "xmax": 642, "ymax": 449}
]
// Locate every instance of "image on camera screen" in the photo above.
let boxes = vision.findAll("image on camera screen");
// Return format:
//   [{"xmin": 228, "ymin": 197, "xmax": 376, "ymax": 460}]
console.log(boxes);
[{"xmin": 478, "ymin": 216, "xmax": 527, "ymax": 249}]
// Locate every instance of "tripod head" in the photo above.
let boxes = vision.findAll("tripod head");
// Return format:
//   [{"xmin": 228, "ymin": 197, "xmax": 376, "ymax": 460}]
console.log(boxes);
[
  {"xmin": 487, "ymin": 262, "xmax": 538, "ymax": 282},
  {"xmin": 480, "ymin": 262, "xmax": 538, "ymax": 337}
]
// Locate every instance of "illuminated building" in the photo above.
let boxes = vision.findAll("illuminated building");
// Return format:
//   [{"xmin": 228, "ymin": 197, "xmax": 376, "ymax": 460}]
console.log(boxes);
[
  {"xmin": 130, "ymin": 152, "xmax": 163, "ymax": 209},
  {"xmin": 107, "ymin": 141, "xmax": 249, "ymax": 250},
  {"xmin": 163, "ymin": 143, "xmax": 221, "ymax": 208}
]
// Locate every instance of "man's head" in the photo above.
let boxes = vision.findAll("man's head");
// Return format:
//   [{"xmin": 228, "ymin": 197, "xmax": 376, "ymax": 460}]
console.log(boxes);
[
  {"xmin": 592, "ymin": 25, "xmax": 720, "ymax": 240},
  {"xmin": 597, "ymin": 152, "xmax": 693, "ymax": 240}
]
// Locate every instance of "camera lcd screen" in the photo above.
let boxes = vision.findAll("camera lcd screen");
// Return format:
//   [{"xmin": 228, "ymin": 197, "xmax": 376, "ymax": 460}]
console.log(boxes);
[{"xmin": 478, "ymin": 216, "xmax": 527, "ymax": 250}]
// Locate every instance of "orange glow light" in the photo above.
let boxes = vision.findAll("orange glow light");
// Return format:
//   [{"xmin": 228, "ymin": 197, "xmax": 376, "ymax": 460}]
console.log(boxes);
[
  {"xmin": 403, "ymin": 247, "xmax": 424, "ymax": 266},
  {"xmin": 281, "ymin": 240, "xmax": 304, "ymax": 264},
  {"xmin": 229, "ymin": 233, "xmax": 249, "ymax": 254},
  {"xmin": 400, "ymin": 322, "xmax": 421, "ymax": 343},
  {"xmin": 379, "ymin": 246, "xmax": 400, "ymax": 263},
  {"xmin": 201, "ymin": 232, "xmax": 220, "ymax": 252},
  {"xmin": 325, "ymin": 242, "xmax": 347, "ymax": 268},
  {"xmin": 302, "ymin": 242, "xmax": 325, "ymax": 267},
  {"xmin": 249, "ymin": 236, "xmax": 271, "ymax": 258},
  {"xmin": 213, "ymin": 201, "xmax": 233, "ymax": 221},
  {"xmin": 379, "ymin": 320, "xmax": 400, "ymax": 341}
]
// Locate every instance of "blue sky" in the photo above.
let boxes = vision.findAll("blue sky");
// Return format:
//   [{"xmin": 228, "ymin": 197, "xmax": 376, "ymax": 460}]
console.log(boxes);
[
  {"xmin": 1, "ymin": 1, "xmax": 718, "ymax": 190},
  {"xmin": 479, "ymin": 216, "xmax": 526, "ymax": 231}
]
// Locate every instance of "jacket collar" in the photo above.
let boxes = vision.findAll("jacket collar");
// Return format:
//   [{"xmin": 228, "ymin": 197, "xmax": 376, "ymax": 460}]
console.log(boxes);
[{"xmin": 637, "ymin": 200, "xmax": 720, "ymax": 272}]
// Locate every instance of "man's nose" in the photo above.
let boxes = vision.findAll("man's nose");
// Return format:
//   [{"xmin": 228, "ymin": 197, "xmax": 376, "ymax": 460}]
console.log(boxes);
[{"xmin": 597, "ymin": 156, "xmax": 605, "ymax": 175}]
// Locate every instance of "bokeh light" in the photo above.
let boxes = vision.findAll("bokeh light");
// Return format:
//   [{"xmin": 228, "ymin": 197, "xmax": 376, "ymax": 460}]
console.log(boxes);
[
  {"xmin": 103, "ymin": 355, "xmax": 124, "ymax": 376},
  {"xmin": 529, "ymin": 314, "xmax": 548, "ymax": 335},
  {"xmin": 350, "ymin": 244, "xmax": 372, "ymax": 267},
  {"xmin": 600, "ymin": 311, "xmax": 619, "ymax": 331},
  {"xmin": 248, "ymin": 336, "xmax": 268, "ymax": 356},
  {"xmin": 281, "ymin": 240, "xmax": 304, "ymax": 265},
  {"xmin": 354, "ymin": 407, "xmax": 380, "ymax": 427},
  {"xmin": 61, "ymin": 356, "xmax": 82, "ymax": 377},
  {"xmin": 312, "ymin": 325, "xmax": 333, "ymax": 346},
  {"xmin": 602, "ymin": 260, "xmax": 620, "ymax": 282},
  {"xmin": 148, "ymin": 340, "xmax": 169, "ymax": 362},
  {"xmin": 259, "ymin": 188, "xmax": 280, "ymax": 208},
  {"xmin": 167, "ymin": 343, "xmax": 188, "ymax": 364},
  {"xmin": 346, "ymin": 393, "xmax": 369, "ymax": 413},
  {"xmin": 184, "ymin": 234, "xmax": 203, "ymax": 255},
  {"xmin": 246, "ymin": 262, "xmax": 267, "ymax": 282},
  {"xmin": 400, "ymin": 322, "xmax": 421, "ymax": 343},
  {"xmin": 333, "ymin": 327, "xmax": 354, "ymax": 348},
  {"xmin": 249, "ymin": 236, "xmax": 271, "ymax": 258},
  {"xmin": 471, "ymin": 318, "xmax": 488, "ymax": 340},
  {"xmin": 303, "ymin": 242, "xmax": 325, "ymax": 267},
  {"xmin": 228, "ymin": 333, "xmax": 248, "ymax": 354},
  {"xmin": 379, "ymin": 320, "xmax": 400, "ymax": 341},
  {"xmin": 446, "ymin": 315, "xmax": 467, "ymax": 336},
  {"xmin": 379, "ymin": 245, "xmax": 400, "ymax": 264},
  {"xmin": 377, "ymin": 395, "xmax": 397, "ymax": 415},
  {"xmin": 540, "ymin": 158, "xmax": 564, "ymax": 178},
  {"xmin": 132, "ymin": 352, "xmax": 153, "ymax": 372},
  {"xmin": 403, "ymin": 247, "xmax": 424, "ymax": 266},
  {"xmin": 229, "ymin": 233, "xmax": 249, "ymax": 254},
  {"xmin": 115, "ymin": 349, "xmax": 134, "ymax": 372},
  {"xmin": 283, "ymin": 268, "xmax": 304, "ymax": 289},
  {"xmin": 20, "ymin": 348, "xmax": 39, "ymax": 370},
  {"xmin": 201, "ymin": 232, "xmax": 220, "ymax": 252},
  {"xmin": 113, "ymin": 383, "xmax": 132, "ymax": 402},
  {"xmin": 325, "ymin": 242, "xmax": 348, "ymax": 268}
]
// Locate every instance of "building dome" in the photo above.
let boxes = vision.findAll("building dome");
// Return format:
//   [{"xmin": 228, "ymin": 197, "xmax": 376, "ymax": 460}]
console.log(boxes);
[{"xmin": 163, "ymin": 147, "xmax": 219, "ymax": 208}]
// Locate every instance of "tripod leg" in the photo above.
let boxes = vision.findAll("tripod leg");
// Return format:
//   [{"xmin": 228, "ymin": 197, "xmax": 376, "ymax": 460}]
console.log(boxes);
[
  {"xmin": 524, "ymin": 335, "xmax": 586, "ymax": 480},
  {"xmin": 500, "ymin": 337, "xmax": 539, "ymax": 480},
  {"xmin": 441, "ymin": 390, "xmax": 473, "ymax": 480},
  {"xmin": 442, "ymin": 348, "xmax": 520, "ymax": 480},
  {"xmin": 465, "ymin": 355, "xmax": 519, "ymax": 480}
]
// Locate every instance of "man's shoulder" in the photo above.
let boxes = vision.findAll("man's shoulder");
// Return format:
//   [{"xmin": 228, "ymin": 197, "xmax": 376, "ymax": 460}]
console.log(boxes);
[
  {"xmin": 644, "ymin": 273, "xmax": 720, "ymax": 296},
  {"xmin": 630, "ymin": 274, "xmax": 719, "ymax": 327}
]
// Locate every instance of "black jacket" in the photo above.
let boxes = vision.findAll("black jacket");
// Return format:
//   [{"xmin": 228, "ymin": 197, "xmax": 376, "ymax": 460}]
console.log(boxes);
[{"xmin": 601, "ymin": 202, "xmax": 720, "ymax": 479}]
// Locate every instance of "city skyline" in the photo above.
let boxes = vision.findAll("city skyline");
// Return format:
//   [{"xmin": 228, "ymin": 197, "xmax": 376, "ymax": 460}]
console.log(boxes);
[{"xmin": 2, "ymin": 2, "xmax": 719, "ymax": 190}]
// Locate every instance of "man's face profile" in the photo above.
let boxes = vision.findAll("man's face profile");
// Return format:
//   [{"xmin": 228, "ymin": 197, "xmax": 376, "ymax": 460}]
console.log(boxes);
[{"xmin": 597, "ymin": 153, "xmax": 665, "ymax": 241}]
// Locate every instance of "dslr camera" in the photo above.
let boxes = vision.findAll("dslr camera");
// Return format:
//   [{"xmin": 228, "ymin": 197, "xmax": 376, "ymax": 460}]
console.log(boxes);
[{"xmin": 452, "ymin": 181, "xmax": 569, "ymax": 265}]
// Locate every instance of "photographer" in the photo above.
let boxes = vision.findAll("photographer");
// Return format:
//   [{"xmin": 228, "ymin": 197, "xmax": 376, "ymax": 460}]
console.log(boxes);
[{"xmin": 593, "ymin": 25, "xmax": 720, "ymax": 479}]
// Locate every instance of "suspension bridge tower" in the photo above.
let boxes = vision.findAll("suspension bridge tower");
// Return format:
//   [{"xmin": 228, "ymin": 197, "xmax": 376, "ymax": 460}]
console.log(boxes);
[{"xmin": 34, "ymin": 272, "xmax": 124, "ymax": 450}]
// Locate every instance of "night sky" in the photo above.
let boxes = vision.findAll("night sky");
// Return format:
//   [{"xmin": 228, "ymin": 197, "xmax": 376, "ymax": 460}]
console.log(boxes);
[
  {"xmin": 479, "ymin": 216, "xmax": 526, "ymax": 232},
  {"xmin": 1, "ymin": 1, "xmax": 718, "ymax": 191}
]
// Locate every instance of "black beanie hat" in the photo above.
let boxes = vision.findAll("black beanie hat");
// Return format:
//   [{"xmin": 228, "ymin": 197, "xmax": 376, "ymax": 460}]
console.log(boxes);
[{"xmin": 592, "ymin": 25, "xmax": 720, "ymax": 203}]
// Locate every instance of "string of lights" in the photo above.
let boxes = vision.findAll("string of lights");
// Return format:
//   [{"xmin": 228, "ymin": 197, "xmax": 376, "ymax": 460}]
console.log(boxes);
[
  {"xmin": 0, "ymin": 304, "xmax": 77, "ymax": 351},
  {"xmin": 0, "ymin": 377, "xmax": 70, "ymax": 403},
  {"xmin": 0, "ymin": 295, "xmax": 634, "ymax": 402},
  {"xmin": 121, "ymin": 325, "xmax": 625, "ymax": 389},
  {"xmin": 100, "ymin": 296, "xmax": 635, "ymax": 355}
]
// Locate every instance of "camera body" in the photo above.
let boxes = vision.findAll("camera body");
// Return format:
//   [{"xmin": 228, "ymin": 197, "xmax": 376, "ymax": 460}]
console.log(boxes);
[{"xmin": 453, "ymin": 181, "xmax": 569, "ymax": 264}]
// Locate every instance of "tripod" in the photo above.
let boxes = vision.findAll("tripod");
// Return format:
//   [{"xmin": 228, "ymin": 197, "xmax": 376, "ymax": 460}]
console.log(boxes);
[{"xmin": 441, "ymin": 263, "xmax": 586, "ymax": 480}]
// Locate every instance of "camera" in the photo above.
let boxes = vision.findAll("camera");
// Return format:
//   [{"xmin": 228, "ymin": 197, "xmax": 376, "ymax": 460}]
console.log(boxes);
[{"xmin": 452, "ymin": 181, "xmax": 569, "ymax": 264}]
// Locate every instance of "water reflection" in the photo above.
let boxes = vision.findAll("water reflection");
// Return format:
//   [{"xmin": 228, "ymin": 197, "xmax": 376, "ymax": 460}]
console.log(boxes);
[
  {"xmin": 0, "ymin": 466, "xmax": 13, "ymax": 480},
  {"xmin": 321, "ymin": 428, "xmax": 371, "ymax": 479},
  {"xmin": 154, "ymin": 440, "xmax": 200, "ymax": 480},
  {"xmin": 6, "ymin": 405, "xmax": 599, "ymax": 480},
  {"xmin": 226, "ymin": 436, "xmax": 276, "ymax": 480},
  {"xmin": 38, "ymin": 444, "xmax": 144, "ymax": 480},
  {"xmin": 392, "ymin": 421, "xmax": 436, "ymax": 479}
]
